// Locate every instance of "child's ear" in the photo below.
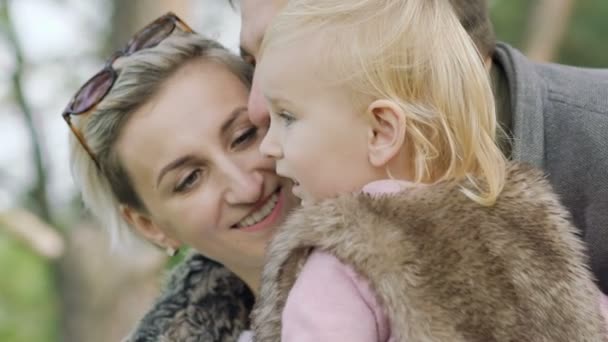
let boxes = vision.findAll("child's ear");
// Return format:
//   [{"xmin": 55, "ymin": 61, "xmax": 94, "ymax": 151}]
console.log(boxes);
[
  {"xmin": 120, "ymin": 205, "xmax": 179, "ymax": 250},
  {"xmin": 366, "ymin": 99, "xmax": 407, "ymax": 168}
]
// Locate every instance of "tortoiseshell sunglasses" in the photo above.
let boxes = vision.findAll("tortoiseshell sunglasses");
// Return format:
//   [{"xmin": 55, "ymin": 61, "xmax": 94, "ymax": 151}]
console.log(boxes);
[{"xmin": 61, "ymin": 12, "xmax": 193, "ymax": 169}]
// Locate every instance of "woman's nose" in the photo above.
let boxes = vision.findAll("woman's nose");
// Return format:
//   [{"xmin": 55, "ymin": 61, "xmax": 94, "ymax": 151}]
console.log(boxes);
[{"xmin": 223, "ymin": 165, "xmax": 264, "ymax": 204}]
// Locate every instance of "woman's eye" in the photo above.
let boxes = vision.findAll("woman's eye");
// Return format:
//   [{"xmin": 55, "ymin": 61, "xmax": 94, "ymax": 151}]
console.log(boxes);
[
  {"xmin": 174, "ymin": 169, "xmax": 202, "ymax": 193},
  {"xmin": 231, "ymin": 127, "xmax": 258, "ymax": 149}
]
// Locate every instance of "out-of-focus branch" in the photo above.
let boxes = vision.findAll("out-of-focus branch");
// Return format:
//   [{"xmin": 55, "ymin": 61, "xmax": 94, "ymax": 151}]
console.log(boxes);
[
  {"xmin": 2, "ymin": 0, "xmax": 52, "ymax": 222},
  {"xmin": 0, "ymin": 208, "xmax": 65, "ymax": 260},
  {"xmin": 524, "ymin": 0, "xmax": 576, "ymax": 62}
]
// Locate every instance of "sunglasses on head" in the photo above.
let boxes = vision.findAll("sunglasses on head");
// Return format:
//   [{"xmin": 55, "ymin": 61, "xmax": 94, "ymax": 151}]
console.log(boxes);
[{"xmin": 62, "ymin": 12, "xmax": 194, "ymax": 169}]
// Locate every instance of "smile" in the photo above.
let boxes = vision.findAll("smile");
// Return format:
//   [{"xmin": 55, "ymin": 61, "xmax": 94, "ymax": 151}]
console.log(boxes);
[{"xmin": 234, "ymin": 188, "xmax": 283, "ymax": 231}]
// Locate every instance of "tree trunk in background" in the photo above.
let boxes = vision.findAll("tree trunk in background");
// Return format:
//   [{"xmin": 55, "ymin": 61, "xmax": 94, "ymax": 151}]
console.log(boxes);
[
  {"xmin": 3, "ymin": 2, "xmax": 65, "ymax": 341},
  {"xmin": 524, "ymin": 0, "xmax": 576, "ymax": 62},
  {"xmin": 1, "ymin": 0, "xmax": 52, "ymax": 225}
]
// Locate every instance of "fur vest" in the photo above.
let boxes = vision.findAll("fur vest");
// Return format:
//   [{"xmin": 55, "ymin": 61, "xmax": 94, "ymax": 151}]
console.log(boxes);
[
  {"xmin": 252, "ymin": 164, "xmax": 607, "ymax": 341},
  {"xmin": 124, "ymin": 254, "xmax": 253, "ymax": 342}
]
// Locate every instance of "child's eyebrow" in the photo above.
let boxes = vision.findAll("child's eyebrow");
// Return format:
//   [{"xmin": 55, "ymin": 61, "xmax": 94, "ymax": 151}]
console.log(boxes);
[
  {"xmin": 264, "ymin": 93, "xmax": 279, "ymax": 108},
  {"xmin": 264, "ymin": 93, "xmax": 294, "ymax": 109}
]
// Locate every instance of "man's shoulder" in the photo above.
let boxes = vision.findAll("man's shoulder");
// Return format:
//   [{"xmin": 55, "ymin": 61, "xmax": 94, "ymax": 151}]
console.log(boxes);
[
  {"xmin": 495, "ymin": 43, "xmax": 608, "ymax": 295},
  {"xmin": 535, "ymin": 61, "xmax": 608, "ymax": 118},
  {"xmin": 496, "ymin": 42, "xmax": 608, "ymax": 118}
]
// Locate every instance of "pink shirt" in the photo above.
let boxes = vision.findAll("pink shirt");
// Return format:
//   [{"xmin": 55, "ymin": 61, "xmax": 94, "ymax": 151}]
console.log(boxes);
[
  {"xmin": 280, "ymin": 251, "xmax": 608, "ymax": 342},
  {"xmin": 281, "ymin": 250, "xmax": 393, "ymax": 341},
  {"xmin": 280, "ymin": 180, "xmax": 409, "ymax": 342},
  {"xmin": 240, "ymin": 180, "xmax": 608, "ymax": 341}
]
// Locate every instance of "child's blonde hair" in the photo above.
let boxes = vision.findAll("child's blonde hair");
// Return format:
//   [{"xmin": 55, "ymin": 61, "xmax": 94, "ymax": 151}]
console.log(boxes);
[{"xmin": 261, "ymin": 0, "xmax": 506, "ymax": 205}]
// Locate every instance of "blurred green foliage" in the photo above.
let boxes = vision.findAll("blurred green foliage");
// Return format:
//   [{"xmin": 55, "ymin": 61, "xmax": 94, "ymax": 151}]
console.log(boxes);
[
  {"xmin": 491, "ymin": 0, "xmax": 608, "ymax": 67},
  {"xmin": 0, "ymin": 234, "xmax": 58, "ymax": 342},
  {"xmin": 491, "ymin": 0, "xmax": 532, "ymax": 47},
  {"xmin": 560, "ymin": 1, "xmax": 608, "ymax": 67}
]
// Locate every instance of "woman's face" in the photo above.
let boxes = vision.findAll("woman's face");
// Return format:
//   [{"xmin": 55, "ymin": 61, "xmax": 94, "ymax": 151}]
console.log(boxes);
[{"xmin": 116, "ymin": 59, "xmax": 298, "ymax": 274}]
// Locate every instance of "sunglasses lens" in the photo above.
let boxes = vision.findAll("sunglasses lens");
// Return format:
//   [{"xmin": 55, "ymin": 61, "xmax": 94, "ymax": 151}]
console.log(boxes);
[
  {"xmin": 71, "ymin": 70, "xmax": 114, "ymax": 114},
  {"xmin": 126, "ymin": 18, "xmax": 175, "ymax": 54},
  {"xmin": 67, "ymin": 15, "xmax": 183, "ymax": 116}
]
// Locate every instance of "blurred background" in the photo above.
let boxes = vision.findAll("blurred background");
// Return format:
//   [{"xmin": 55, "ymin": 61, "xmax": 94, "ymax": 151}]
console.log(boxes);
[{"xmin": 0, "ymin": 0, "xmax": 606, "ymax": 341}]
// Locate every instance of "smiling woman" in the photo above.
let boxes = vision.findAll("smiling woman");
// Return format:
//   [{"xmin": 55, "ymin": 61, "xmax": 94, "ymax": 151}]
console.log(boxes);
[{"xmin": 64, "ymin": 13, "xmax": 298, "ymax": 341}]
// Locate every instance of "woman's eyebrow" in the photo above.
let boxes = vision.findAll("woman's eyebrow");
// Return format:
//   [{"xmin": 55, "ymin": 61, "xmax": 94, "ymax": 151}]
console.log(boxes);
[
  {"xmin": 156, "ymin": 155, "xmax": 196, "ymax": 189},
  {"xmin": 220, "ymin": 106, "xmax": 248, "ymax": 135},
  {"xmin": 155, "ymin": 107, "xmax": 248, "ymax": 189}
]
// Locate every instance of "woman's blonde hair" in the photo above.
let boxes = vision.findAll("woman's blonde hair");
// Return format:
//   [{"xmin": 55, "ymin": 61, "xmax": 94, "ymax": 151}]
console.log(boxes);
[
  {"xmin": 261, "ymin": 0, "xmax": 506, "ymax": 205},
  {"xmin": 69, "ymin": 33, "xmax": 253, "ymax": 250}
]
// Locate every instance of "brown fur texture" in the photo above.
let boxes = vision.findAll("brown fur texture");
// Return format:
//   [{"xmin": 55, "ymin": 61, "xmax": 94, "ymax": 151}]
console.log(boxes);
[{"xmin": 252, "ymin": 163, "xmax": 606, "ymax": 341}]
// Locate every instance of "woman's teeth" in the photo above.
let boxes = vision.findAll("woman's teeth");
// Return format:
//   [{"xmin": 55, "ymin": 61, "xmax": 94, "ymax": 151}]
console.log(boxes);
[{"xmin": 236, "ymin": 192, "xmax": 279, "ymax": 228}]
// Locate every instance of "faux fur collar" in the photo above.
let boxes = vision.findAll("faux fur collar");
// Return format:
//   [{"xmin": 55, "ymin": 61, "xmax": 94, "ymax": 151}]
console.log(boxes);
[{"xmin": 252, "ymin": 163, "xmax": 606, "ymax": 341}]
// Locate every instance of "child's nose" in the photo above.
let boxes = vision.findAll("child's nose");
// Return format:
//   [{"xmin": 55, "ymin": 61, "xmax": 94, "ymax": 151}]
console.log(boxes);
[{"xmin": 259, "ymin": 124, "xmax": 283, "ymax": 160}]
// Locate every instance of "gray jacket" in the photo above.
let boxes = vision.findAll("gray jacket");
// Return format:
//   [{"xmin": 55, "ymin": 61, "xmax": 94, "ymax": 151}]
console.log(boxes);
[
  {"xmin": 495, "ymin": 43, "xmax": 608, "ymax": 293},
  {"xmin": 126, "ymin": 43, "xmax": 608, "ymax": 341}
]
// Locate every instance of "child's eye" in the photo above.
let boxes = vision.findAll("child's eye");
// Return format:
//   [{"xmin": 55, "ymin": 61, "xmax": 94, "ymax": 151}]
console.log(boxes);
[
  {"xmin": 174, "ymin": 169, "xmax": 202, "ymax": 193},
  {"xmin": 278, "ymin": 111, "xmax": 296, "ymax": 126}
]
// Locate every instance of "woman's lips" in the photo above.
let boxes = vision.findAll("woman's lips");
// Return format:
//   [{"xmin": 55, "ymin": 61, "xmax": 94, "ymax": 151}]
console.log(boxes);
[{"xmin": 237, "ymin": 188, "xmax": 285, "ymax": 233}]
